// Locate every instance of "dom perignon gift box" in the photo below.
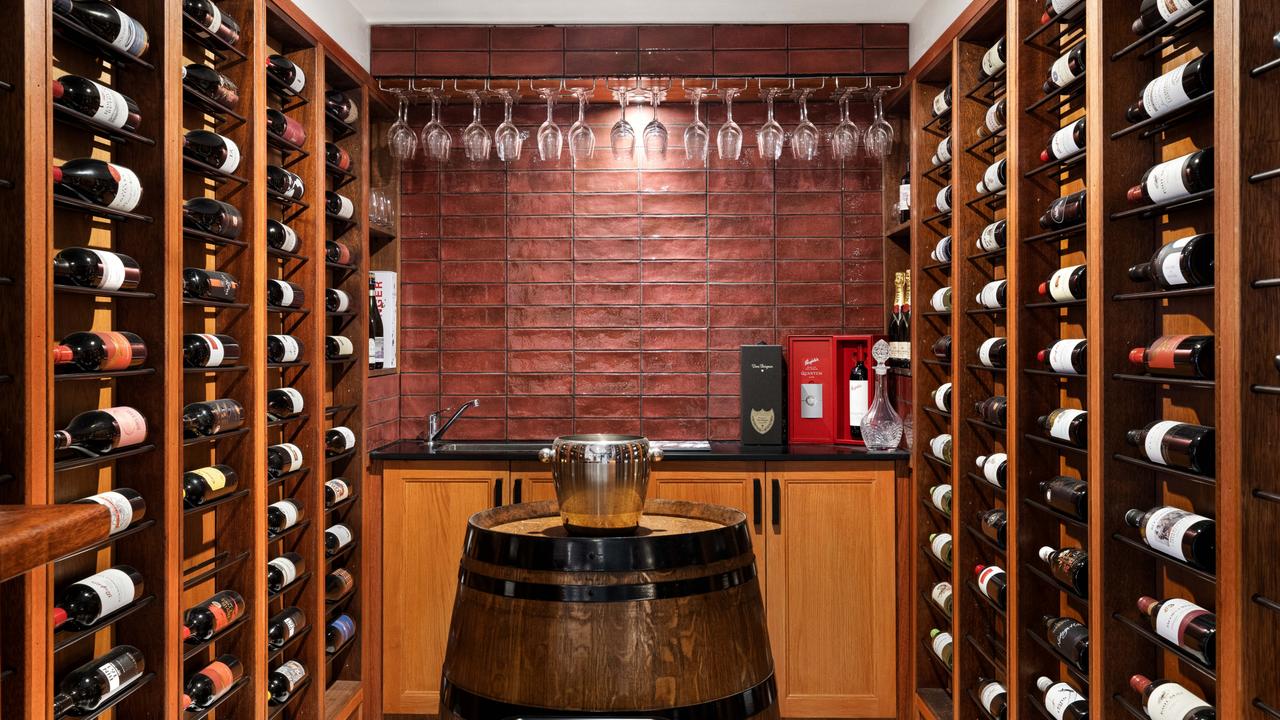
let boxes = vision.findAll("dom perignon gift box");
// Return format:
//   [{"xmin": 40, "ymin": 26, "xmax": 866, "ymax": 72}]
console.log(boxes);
[{"xmin": 740, "ymin": 344, "xmax": 786, "ymax": 445}]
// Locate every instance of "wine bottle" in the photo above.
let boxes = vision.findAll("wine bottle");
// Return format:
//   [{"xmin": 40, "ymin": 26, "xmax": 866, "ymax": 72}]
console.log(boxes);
[
  {"xmin": 975, "ymin": 564, "xmax": 1007, "ymax": 608},
  {"xmin": 182, "ymin": 654, "xmax": 242, "ymax": 710},
  {"xmin": 183, "ymin": 129, "xmax": 241, "ymax": 173},
  {"xmin": 1041, "ymin": 118, "xmax": 1086, "ymax": 162},
  {"xmin": 181, "ymin": 590, "xmax": 245, "ymax": 642},
  {"xmin": 976, "ymin": 453, "xmax": 1008, "ymax": 488},
  {"xmin": 1129, "ymin": 675, "xmax": 1215, "ymax": 720},
  {"xmin": 1038, "ymin": 407, "xmax": 1087, "ymax": 447},
  {"xmin": 183, "ymin": 333, "xmax": 240, "ymax": 368},
  {"xmin": 932, "ymin": 86, "xmax": 952, "ymax": 117},
  {"xmin": 267, "ymin": 499, "xmax": 303, "ymax": 534},
  {"xmin": 933, "ymin": 136, "xmax": 952, "ymax": 166},
  {"xmin": 1040, "ymin": 545, "xmax": 1088, "ymax": 596},
  {"xmin": 1133, "ymin": 0, "xmax": 1199, "ymax": 34},
  {"xmin": 1038, "ymin": 339, "xmax": 1087, "ymax": 375},
  {"xmin": 975, "ymin": 280, "xmax": 1007, "ymax": 309},
  {"xmin": 1044, "ymin": 42, "xmax": 1086, "ymax": 94},
  {"xmin": 53, "ymin": 566, "xmax": 143, "ymax": 630},
  {"xmin": 977, "ymin": 677, "xmax": 1008, "ymax": 720},
  {"xmin": 266, "ymin": 165, "xmax": 304, "ymax": 199},
  {"xmin": 977, "ymin": 220, "xmax": 1006, "ymax": 252},
  {"xmin": 1043, "ymin": 0, "xmax": 1084, "ymax": 22},
  {"xmin": 268, "ymin": 661, "xmax": 307, "ymax": 705},
  {"xmin": 930, "ymin": 581, "xmax": 953, "ymax": 617},
  {"xmin": 182, "ymin": 268, "xmax": 239, "ymax": 303},
  {"xmin": 183, "ymin": 0, "xmax": 241, "ymax": 45},
  {"xmin": 980, "ymin": 98, "xmax": 1006, "ymax": 138},
  {"xmin": 1126, "ymin": 421, "xmax": 1215, "ymax": 475},
  {"xmin": 266, "ymin": 219, "xmax": 300, "ymax": 253},
  {"xmin": 326, "ymin": 568, "xmax": 354, "ymax": 601},
  {"xmin": 268, "ymin": 607, "xmax": 307, "ymax": 649},
  {"xmin": 52, "ymin": 75, "xmax": 140, "ymax": 131},
  {"xmin": 1128, "ymin": 53, "xmax": 1213, "ymax": 122},
  {"xmin": 1040, "ymin": 190, "xmax": 1087, "ymax": 229},
  {"xmin": 65, "ymin": 2, "xmax": 149, "ymax": 59},
  {"xmin": 54, "ymin": 247, "xmax": 141, "ymax": 291},
  {"xmin": 266, "ymin": 388, "xmax": 305, "ymax": 418},
  {"xmin": 267, "ymin": 442, "xmax": 304, "ymax": 477},
  {"xmin": 849, "ymin": 358, "xmax": 869, "ymax": 440},
  {"xmin": 52, "ymin": 646, "xmax": 145, "ymax": 718},
  {"xmin": 54, "ymin": 331, "xmax": 146, "ymax": 373},
  {"xmin": 932, "ymin": 335, "xmax": 952, "ymax": 361},
  {"xmin": 977, "ymin": 508, "xmax": 1007, "ymax": 547},
  {"xmin": 930, "ymin": 287, "xmax": 952, "ymax": 312},
  {"xmin": 1128, "ymin": 335, "xmax": 1213, "ymax": 379},
  {"xmin": 325, "ymin": 240, "xmax": 353, "ymax": 264},
  {"xmin": 1036, "ymin": 676, "xmax": 1088, "ymax": 720},
  {"xmin": 326, "ymin": 335, "xmax": 355, "ymax": 360},
  {"xmin": 1138, "ymin": 596, "xmax": 1215, "ymax": 666},
  {"xmin": 266, "ymin": 107, "xmax": 306, "ymax": 146},
  {"xmin": 936, "ymin": 185, "xmax": 952, "ymax": 212},
  {"xmin": 73, "ymin": 489, "xmax": 146, "ymax": 535},
  {"xmin": 1041, "ymin": 264, "xmax": 1086, "ymax": 302},
  {"xmin": 326, "ymin": 614, "xmax": 356, "ymax": 653},
  {"xmin": 1127, "ymin": 148, "xmax": 1214, "ymax": 205},
  {"xmin": 929, "ymin": 434, "xmax": 952, "ymax": 463},
  {"xmin": 267, "ymin": 279, "xmax": 305, "ymax": 309},
  {"xmin": 1128, "ymin": 233, "xmax": 1214, "ymax": 289},
  {"xmin": 931, "ymin": 235, "xmax": 951, "ymax": 262},
  {"xmin": 974, "ymin": 396, "xmax": 1007, "ymax": 426},
  {"xmin": 53, "ymin": 158, "xmax": 142, "ymax": 212},
  {"xmin": 928, "ymin": 532, "xmax": 953, "ymax": 565},
  {"xmin": 326, "ymin": 191, "xmax": 354, "ymax": 220},
  {"xmin": 325, "ymin": 524, "xmax": 354, "ymax": 556},
  {"xmin": 267, "ymin": 334, "xmax": 303, "ymax": 364},
  {"xmin": 266, "ymin": 54, "xmax": 306, "ymax": 93},
  {"xmin": 326, "ymin": 90, "xmax": 358, "ymax": 123},
  {"xmin": 181, "ymin": 398, "xmax": 244, "ymax": 437},
  {"xmin": 326, "ymin": 426, "xmax": 356, "ymax": 455},
  {"xmin": 981, "ymin": 36, "xmax": 1007, "ymax": 79},
  {"xmin": 977, "ymin": 337, "xmax": 1007, "ymax": 368},
  {"xmin": 928, "ymin": 484, "xmax": 952, "ymax": 515},
  {"xmin": 932, "ymin": 383, "xmax": 952, "ymax": 413},
  {"xmin": 182, "ymin": 464, "xmax": 238, "ymax": 507},
  {"xmin": 55, "ymin": 407, "xmax": 147, "ymax": 453},
  {"xmin": 325, "ymin": 478, "xmax": 352, "ymax": 507},
  {"xmin": 326, "ymin": 142, "xmax": 352, "ymax": 172},
  {"xmin": 1040, "ymin": 476, "xmax": 1087, "ymax": 520},
  {"xmin": 929, "ymin": 628, "xmax": 953, "ymax": 668},
  {"xmin": 1125, "ymin": 505, "xmax": 1215, "ymax": 571},
  {"xmin": 327, "ymin": 288, "xmax": 351, "ymax": 313},
  {"xmin": 267, "ymin": 553, "xmax": 305, "ymax": 593},
  {"xmin": 183, "ymin": 197, "xmax": 243, "ymax": 240},
  {"xmin": 889, "ymin": 273, "xmax": 907, "ymax": 366},
  {"xmin": 183, "ymin": 63, "xmax": 240, "ymax": 111},
  {"xmin": 1043, "ymin": 615, "xmax": 1089, "ymax": 670},
  {"xmin": 976, "ymin": 159, "xmax": 1007, "ymax": 194}
]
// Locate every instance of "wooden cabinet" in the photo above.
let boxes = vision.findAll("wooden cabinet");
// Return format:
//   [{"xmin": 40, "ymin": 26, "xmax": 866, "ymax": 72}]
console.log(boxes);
[
  {"xmin": 509, "ymin": 461, "xmax": 556, "ymax": 504},
  {"xmin": 650, "ymin": 461, "xmax": 766, "ymax": 590}
]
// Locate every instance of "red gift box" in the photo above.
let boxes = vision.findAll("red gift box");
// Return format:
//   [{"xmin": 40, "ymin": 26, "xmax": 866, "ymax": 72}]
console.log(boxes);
[
  {"xmin": 834, "ymin": 334, "xmax": 885, "ymax": 446},
  {"xmin": 786, "ymin": 336, "xmax": 836, "ymax": 444}
]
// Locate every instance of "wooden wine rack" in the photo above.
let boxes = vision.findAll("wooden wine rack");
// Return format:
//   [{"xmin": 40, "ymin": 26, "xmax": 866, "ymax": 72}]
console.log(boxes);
[
  {"xmin": 897, "ymin": 0, "xmax": 1276, "ymax": 718},
  {"xmin": 0, "ymin": 0, "xmax": 395, "ymax": 718}
]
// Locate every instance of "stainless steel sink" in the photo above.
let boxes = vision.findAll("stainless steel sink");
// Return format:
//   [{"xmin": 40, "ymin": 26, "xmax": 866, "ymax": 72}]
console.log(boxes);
[{"xmin": 432, "ymin": 442, "xmax": 549, "ymax": 453}]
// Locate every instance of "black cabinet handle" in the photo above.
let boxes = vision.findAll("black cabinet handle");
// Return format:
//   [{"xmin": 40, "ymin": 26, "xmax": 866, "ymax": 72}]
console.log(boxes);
[
  {"xmin": 752, "ymin": 478, "xmax": 762, "ymax": 528},
  {"xmin": 771, "ymin": 479, "xmax": 781, "ymax": 528},
  {"xmin": 513, "ymin": 478, "xmax": 523, "ymax": 505},
  {"xmin": 494, "ymin": 478, "xmax": 503, "ymax": 507}
]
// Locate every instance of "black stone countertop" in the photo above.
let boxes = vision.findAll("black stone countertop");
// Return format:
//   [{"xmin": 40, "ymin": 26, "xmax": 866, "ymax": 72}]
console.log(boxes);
[{"xmin": 370, "ymin": 439, "xmax": 910, "ymax": 462}]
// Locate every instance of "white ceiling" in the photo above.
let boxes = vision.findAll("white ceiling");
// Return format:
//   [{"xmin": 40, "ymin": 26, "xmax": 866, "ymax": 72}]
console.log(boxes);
[{"xmin": 352, "ymin": 0, "xmax": 927, "ymax": 26}]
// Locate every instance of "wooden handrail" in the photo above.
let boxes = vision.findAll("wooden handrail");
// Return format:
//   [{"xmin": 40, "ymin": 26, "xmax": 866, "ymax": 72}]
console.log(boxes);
[{"xmin": 0, "ymin": 505, "xmax": 112, "ymax": 583}]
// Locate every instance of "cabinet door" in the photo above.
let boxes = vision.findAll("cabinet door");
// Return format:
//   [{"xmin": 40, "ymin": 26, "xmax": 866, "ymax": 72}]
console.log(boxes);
[
  {"xmin": 650, "ymin": 462, "xmax": 765, "ymax": 588},
  {"xmin": 509, "ymin": 461, "xmax": 556, "ymax": 504},
  {"xmin": 382, "ymin": 462, "xmax": 506, "ymax": 714},
  {"xmin": 765, "ymin": 462, "xmax": 898, "ymax": 718}
]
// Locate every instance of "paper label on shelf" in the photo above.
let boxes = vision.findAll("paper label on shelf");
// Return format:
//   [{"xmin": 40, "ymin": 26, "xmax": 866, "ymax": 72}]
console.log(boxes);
[
  {"xmin": 270, "ymin": 501, "xmax": 299, "ymax": 528},
  {"xmin": 978, "ymin": 281, "xmax": 1004, "ymax": 309},
  {"xmin": 978, "ymin": 222, "xmax": 1002, "ymax": 251},
  {"xmin": 331, "ymin": 335, "xmax": 354, "ymax": 356},
  {"xmin": 930, "ymin": 533, "xmax": 951, "ymax": 561},
  {"xmin": 269, "ymin": 557, "xmax": 298, "ymax": 585},
  {"xmin": 1144, "ymin": 62, "xmax": 1193, "ymax": 119},
  {"xmin": 81, "ymin": 568, "xmax": 137, "ymax": 619},
  {"xmin": 1154, "ymin": 598, "xmax": 1211, "ymax": 648},
  {"xmin": 981, "ymin": 453, "xmax": 1007, "ymax": 486},
  {"xmin": 1156, "ymin": 0, "xmax": 1196, "ymax": 22},
  {"xmin": 332, "ymin": 426, "xmax": 356, "ymax": 450},
  {"xmin": 933, "ymin": 383, "xmax": 951, "ymax": 412},
  {"xmin": 930, "ymin": 582, "xmax": 952, "ymax": 610},
  {"xmin": 982, "ymin": 161, "xmax": 1004, "ymax": 192},
  {"xmin": 1144, "ymin": 153, "xmax": 1194, "ymax": 203},
  {"xmin": 1159, "ymin": 238, "xmax": 1192, "ymax": 286},
  {"xmin": 326, "ymin": 479, "xmax": 351, "ymax": 502},
  {"xmin": 929, "ymin": 484, "xmax": 950, "ymax": 512},
  {"xmin": 330, "ymin": 289, "xmax": 350, "ymax": 312},
  {"xmin": 1147, "ymin": 682, "xmax": 1212, "ymax": 720},
  {"xmin": 107, "ymin": 7, "xmax": 147, "ymax": 58},
  {"xmin": 1048, "ymin": 339, "xmax": 1086, "ymax": 374},
  {"xmin": 106, "ymin": 163, "xmax": 142, "ymax": 212},
  {"xmin": 192, "ymin": 466, "xmax": 228, "ymax": 491},
  {"xmin": 930, "ymin": 631, "xmax": 952, "ymax": 657},
  {"xmin": 1050, "ymin": 122, "xmax": 1084, "ymax": 160},
  {"xmin": 86, "ymin": 249, "xmax": 128, "ymax": 291},
  {"xmin": 277, "ymin": 387, "xmax": 304, "ymax": 414},
  {"xmin": 848, "ymin": 380, "xmax": 869, "ymax": 426},
  {"xmin": 279, "ymin": 223, "xmax": 299, "ymax": 252},
  {"xmin": 1044, "ymin": 683, "xmax": 1085, "ymax": 720},
  {"xmin": 104, "ymin": 406, "xmax": 147, "ymax": 448},
  {"xmin": 271, "ymin": 335, "xmax": 300, "ymax": 362},
  {"xmin": 980, "ymin": 682, "xmax": 1005, "ymax": 711},
  {"xmin": 277, "ymin": 661, "xmax": 306, "ymax": 690},
  {"xmin": 272, "ymin": 280, "xmax": 294, "ymax": 308},
  {"xmin": 982, "ymin": 43, "xmax": 1005, "ymax": 77},
  {"xmin": 217, "ymin": 135, "xmax": 241, "ymax": 173},
  {"xmin": 88, "ymin": 81, "xmax": 131, "ymax": 129},
  {"xmin": 1143, "ymin": 420, "xmax": 1183, "ymax": 464},
  {"xmin": 977, "ymin": 566, "xmax": 1003, "ymax": 596},
  {"xmin": 1048, "ymin": 265, "xmax": 1083, "ymax": 302},
  {"xmin": 978, "ymin": 337, "xmax": 1002, "ymax": 367},
  {"xmin": 1142, "ymin": 506, "xmax": 1209, "ymax": 561},
  {"xmin": 86, "ymin": 491, "xmax": 134, "ymax": 534},
  {"xmin": 1047, "ymin": 408, "xmax": 1085, "ymax": 441},
  {"xmin": 328, "ymin": 524, "xmax": 353, "ymax": 547},
  {"xmin": 277, "ymin": 443, "xmax": 304, "ymax": 471},
  {"xmin": 1049, "ymin": 53, "xmax": 1077, "ymax": 88}
]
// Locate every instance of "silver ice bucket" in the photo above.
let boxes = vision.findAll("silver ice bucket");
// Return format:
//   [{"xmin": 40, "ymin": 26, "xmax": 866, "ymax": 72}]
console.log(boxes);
[{"xmin": 538, "ymin": 434, "xmax": 664, "ymax": 535}]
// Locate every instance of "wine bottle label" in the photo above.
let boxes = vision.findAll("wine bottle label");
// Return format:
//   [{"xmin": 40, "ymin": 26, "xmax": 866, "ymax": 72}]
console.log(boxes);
[
  {"xmin": 985, "ymin": 102, "xmax": 1002, "ymax": 134},
  {"xmin": 279, "ymin": 223, "xmax": 299, "ymax": 252},
  {"xmin": 934, "ymin": 383, "xmax": 951, "ymax": 412},
  {"xmin": 277, "ymin": 661, "xmax": 306, "ymax": 690},
  {"xmin": 898, "ymin": 182, "xmax": 910, "ymax": 209},
  {"xmin": 332, "ymin": 426, "xmax": 356, "ymax": 450},
  {"xmin": 105, "ymin": 163, "xmax": 142, "ymax": 212},
  {"xmin": 981, "ymin": 453, "xmax": 1007, "ymax": 486},
  {"xmin": 1144, "ymin": 153, "xmax": 1195, "ymax": 203},
  {"xmin": 1044, "ymin": 683, "xmax": 1086, "ymax": 720},
  {"xmin": 1143, "ymin": 61, "xmax": 1194, "ymax": 120},
  {"xmin": 1050, "ymin": 122, "xmax": 1084, "ymax": 159},
  {"xmin": 331, "ymin": 336, "xmax": 354, "ymax": 356},
  {"xmin": 978, "ymin": 281, "xmax": 1004, "ymax": 309},
  {"xmin": 204, "ymin": 2, "xmax": 222, "ymax": 32},
  {"xmin": 271, "ymin": 335, "xmax": 300, "ymax": 363},
  {"xmin": 276, "ymin": 387, "xmax": 304, "ymax": 414},
  {"xmin": 328, "ymin": 525, "xmax": 353, "ymax": 547},
  {"xmin": 849, "ymin": 380, "xmax": 869, "ymax": 426},
  {"xmin": 199, "ymin": 661, "xmax": 236, "ymax": 701},
  {"xmin": 1047, "ymin": 265, "xmax": 1084, "ymax": 302},
  {"xmin": 930, "ymin": 533, "xmax": 952, "ymax": 560},
  {"xmin": 982, "ymin": 43, "xmax": 1005, "ymax": 76},
  {"xmin": 88, "ymin": 81, "xmax": 131, "ymax": 129},
  {"xmin": 275, "ymin": 443, "xmax": 304, "ymax": 471},
  {"xmin": 930, "ymin": 631, "xmax": 952, "ymax": 657},
  {"xmin": 330, "ymin": 290, "xmax": 350, "ymax": 312},
  {"xmin": 1156, "ymin": 0, "xmax": 1196, "ymax": 22},
  {"xmin": 287, "ymin": 64, "xmax": 306, "ymax": 93},
  {"xmin": 983, "ymin": 162, "xmax": 1004, "ymax": 192},
  {"xmin": 216, "ymin": 135, "xmax": 241, "ymax": 173},
  {"xmin": 86, "ymin": 249, "xmax": 128, "ymax": 291},
  {"xmin": 1051, "ymin": 0, "xmax": 1081, "ymax": 13},
  {"xmin": 370, "ymin": 337, "xmax": 384, "ymax": 363},
  {"xmin": 930, "ymin": 484, "xmax": 951, "ymax": 511},
  {"xmin": 936, "ymin": 186, "xmax": 950, "ymax": 211},
  {"xmin": 269, "ymin": 557, "xmax": 298, "ymax": 585},
  {"xmin": 1154, "ymin": 598, "xmax": 1211, "ymax": 649},
  {"xmin": 1049, "ymin": 339, "xmax": 1086, "ymax": 374},
  {"xmin": 930, "ymin": 582, "xmax": 952, "ymax": 609},
  {"xmin": 931, "ymin": 287, "xmax": 950, "ymax": 312},
  {"xmin": 980, "ymin": 682, "xmax": 1005, "ymax": 711},
  {"xmin": 1047, "ymin": 408, "xmax": 1085, "ymax": 441},
  {"xmin": 1144, "ymin": 335, "xmax": 1192, "ymax": 371},
  {"xmin": 978, "ymin": 337, "xmax": 1002, "ymax": 367},
  {"xmin": 326, "ymin": 479, "xmax": 351, "ymax": 502},
  {"xmin": 107, "ymin": 7, "xmax": 148, "ymax": 58},
  {"xmin": 192, "ymin": 334, "xmax": 225, "ymax": 367},
  {"xmin": 192, "ymin": 466, "xmax": 228, "ymax": 491},
  {"xmin": 341, "ymin": 103, "xmax": 358, "ymax": 123},
  {"xmin": 85, "ymin": 491, "xmax": 135, "ymax": 535},
  {"xmin": 937, "ymin": 137, "xmax": 952, "ymax": 163},
  {"xmin": 1142, "ymin": 506, "xmax": 1210, "ymax": 561},
  {"xmin": 1049, "ymin": 53, "xmax": 1078, "ymax": 88},
  {"xmin": 79, "ymin": 568, "xmax": 137, "ymax": 619},
  {"xmin": 1159, "ymin": 238, "xmax": 1192, "ymax": 286},
  {"xmin": 932, "ymin": 91, "xmax": 949, "ymax": 116},
  {"xmin": 1146, "ymin": 682, "xmax": 1212, "ymax": 720},
  {"xmin": 977, "ymin": 566, "xmax": 1004, "ymax": 595},
  {"xmin": 270, "ymin": 501, "xmax": 300, "ymax": 528},
  {"xmin": 1143, "ymin": 420, "xmax": 1183, "ymax": 464},
  {"xmin": 272, "ymin": 280, "xmax": 294, "ymax": 308},
  {"xmin": 932, "ymin": 236, "xmax": 951, "ymax": 261},
  {"xmin": 333, "ymin": 195, "xmax": 354, "ymax": 219},
  {"xmin": 105, "ymin": 406, "xmax": 148, "ymax": 448},
  {"xmin": 929, "ymin": 434, "xmax": 950, "ymax": 460},
  {"xmin": 94, "ymin": 331, "xmax": 137, "ymax": 371},
  {"xmin": 281, "ymin": 615, "xmax": 298, "ymax": 637},
  {"xmin": 978, "ymin": 222, "xmax": 1002, "ymax": 251}
]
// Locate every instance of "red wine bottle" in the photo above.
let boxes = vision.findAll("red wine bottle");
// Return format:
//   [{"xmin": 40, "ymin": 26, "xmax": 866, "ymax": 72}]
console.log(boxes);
[
  {"xmin": 1041, "ymin": 118, "xmax": 1085, "ymax": 162},
  {"xmin": 267, "ymin": 442, "xmax": 304, "ymax": 476},
  {"xmin": 54, "ymin": 247, "xmax": 141, "ymax": 291},
  {"xmin": 1126, "ymin": 421, "xmax": 1215, "ymax": 475},
  {"xmin": 1038, "ymin": 407, "xmax": 1087, "ymax": 447},
  {"xmin": 183, "ymin": 464, "xmax": 239, "ymax": 507},
  {"xmin": 55, "ymin": 408, "xmax": 148, "ymax": 453},
  {"xmin": 1039, "ymin": 545, "xmax": 1088, "ymax": 596},
  {"xmin": 1128, "ymin": 53, "xmax": 1212, "ymax": 122},
  {"xmin": 183, "ymin": 197, "xmax": 242, "ymax": 240},
  {"xmin": 268, "ymin": 607, "xmax": 307, "ymax": 649},
  {"xmin": 183, "ymin": 268, "xmax": 239, "ymax": 303},
  {"xmin": 1128, "ymin": 233, "xmax": 1214, "ymax": 289},
  {"xmin": 266, "ymin": 54, "xmax": 306, "ymax": 93},
  {"xmin": 267, "ymin": 334, "xmax": 303, "ymax": 364},
  {"xmin": 183, "ymin": 63, "xmax": 240, "ymax": 111},
  {"xmin": 184, "ymin": 129, "xmax": 241, "ymax": 173},
  {"xmin": 933, "ymin": 136, "xmax": 952, "ymax": 165},
  {"xmin": 181, "ymin": 590, "xmax": 245, "ymax": 642},
  {"xmin": 326, "ymin": 91, "xmax": 358, "ymax": 123},
  {"xmin": 268, "ymin": 661, "xmax": 308, "ymax": 705},
  {"xmin": 974, "ymin": 396, "xmax": 1007, "ymax": 426},
  {"xmin": 53, "ymin": 566, "xmax": 143, "ymax": 630},
  {"xmin": 977, "ymin": 337, "xmax": 1007, "ymax": 368},
  {"xmin": 981, "ymin": 37, "xmax": 1006, "ymax": 79},
  {"xmin": 326, "ymin": 614, "xmax": 356, "ymax": 653},
  {"xmin": 1129, "ymin": 675, "xmax": 1214, "ymax": 720},
  {"xmin": 932, "ymin": 86, "xmax": 951, "ymax": 117},
  {"xmin": 266, "ymin": 219, "xmax": 300, "ymax": 252},
  {"xmin": 52, "ymin": 646, "xmax": 145, "ymax": 718},
  {"xmin": 1039, "ymin": 476, "xmax": 1087, "ymax": 520},
  {"xmin": 267, "ymin": 165, "xmax": 304, "ymax": 199},
  {"xmin": 53, "ymin": 158, "xmax": 142, "ymax": 212},
  {"xmin": 268, "ymin": 499, "xmax": 303, "ymax": 533},
  {"xmin": 65, "ymin": 2, "xmax": 149, "ymax": 59},
  {"xmin": 325, "ymin": 478, "xmax": 352, "ymax": 506},
  {"xmin": 977, "ymin": 508, "xmax": 1006, "ymax": 547},
  {"xmin": 53, "ymin": 75, "xmax": 140, "ymax": 131},
  {"xmin": 182, "ymin": 0, "xmax": 241, "ymax": 46},
  {"xmin": 54, "ymin": 331, "xmax": 147, "ymax": 372},
  {"xmin": 1040, "ymin": 190, "xmax": 1086, "ymax": 229},
  {"xmin": 931, "ymin": 335, "xmax": 952, "ymax": 361},
  {"xmin": 981, "ymin": 99, "xmax": 1006, "ymax": 138},
  {"xmin": 975, "ymin": 453, "xmax": 1007, "ymax": 488},
  {"xmin": 183, "ymin": 333, "xmax": 240, "ymax": 368},
  {"xmin": 181, "ymin": 398, "xmax": 245, "ymax": 437},
  {"xmin": 1044, "ymin": 41, "xmax": 1085, "ymax": 94},
  {"xmin": 266, "ymin": 387, "xmax": 305, "ymax": 418},
  {"xmin": 1129, "ymin": 335, "xmax": 1213, "ymax": 379},
  {"xmin": 848, "ymin": 358, "xmax": 868, "ymax": 440},
  {"xmin": 976, "ymin": 159, "xmax": 1007, "ymax": 194},
  {"xmin": 1038, "ymin": 339, "xmax": 1087, "ymax": 375},
  {"xmin": 1043, "ymin": 615, "xmax": 1089, "ymax": 670},
  {"xmin": 326, "ymin": 336, "xmax": 355, "ymax": 361},
  {"xmin": 326, "ymin": 426, "xmax": 356, "ymax": 455},
  {"xmin": 1137, "ymin": 596, "xmax": 1215, "ymax": 667},
  {"xmin": 267, "ymin": 279, "xmax": 305, "ymax": 309},
  {"xmin": 325, "ymin": 524, "xmax": 354, "ymax": 555},
  {"xmin": 326, "ymin": 191, "xmax": 354, "ymax": 220},
  {"xmin": 1127, "ymin": 148, "xmax": 1214, "ymax": 205},
  {"xmin": 74, "ymin": 488, "xmax": 146, "ymax": 535},
  {"xmin": 1125, "ymin": 505, "xmax": 1215, "ymax": 570},
  {"xmin": 326, "ymin": 240, "xmax": 353, "ymax": 264},
  {"xmin": 326, "ymin": 142, "xmax": 352, "ymax": 171},
  {"xmin": 326, "ymin": 288, "xmax": 351, "ymax": 313},
  {"xmin": 267, "ymin": 553, "xmax": 304, "ymax": 592},
  {"xmin": 976, "ymin": 220, "xmax": 1006, "ymax": 251},
  {"xmin": 935, "ymin": 185, "xmax": 952, "ymax": 212},
  {"xmin": 1040, "ymin": 264, "xmax": 1086, "ymax": 302},
  {"xmin": 325, "ymin": 568, "xmax": 354, "ymax": 601},
  {"xmin": 1133, "ymin": 0, "xmax": 1199, "ymax": 35},
  {"xmin": 1035, "ymin": 677, "xmax": 1088, "ymax": 720},
  {"xmin": 182, "ymin": 654, "xmax": 242, "ymax": 710},
  {"xmin": 977, "ymin": 678, "xmax": 1007, "ymax": 719},
  {"xmin": 975, "ymin": 564, "xmax": 1007, "ymax": 608},
  {"xmin": 266, "ymin": 107, "xmax": 306, "ymax": 146},
  {"xmin": 975, "ymin": 280, "xmax": 1007, "ymax": 309}
]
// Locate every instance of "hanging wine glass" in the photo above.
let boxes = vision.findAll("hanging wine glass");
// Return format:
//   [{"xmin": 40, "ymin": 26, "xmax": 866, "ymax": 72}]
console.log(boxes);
[
  {"xmin": 494, "ymin": 88, "xmax": 524, "ymax": 163},
  {"xmin": 683, "ymin": 87, "xmax": 710, "ymax": 164},
  {"xmin": 791, "ymin": 88, "xmax": 820, "ymax": 161},
  {"xmin": 462, "ymin": 91, "xmax": 491, "ymax": 162},
  {"xmin": 387, "ymin": 92, "xmax": 417, "ymax": 162},
  {"xmin": 829, "ymin": 90, "xmax": 862, "ymax": 164},
  {"xmin": 642, "ymin": 89, "xmax": 668, "ymax": 158},
  {"xmin": 757, "ymin": 86, "xmax": 784, "ymax": 161},
  {"xmin": 568, "ymin": 87, "xmax": 596, "ymax": 161},
  {"xmin": 864, "ymin": 88, "xmax": 895, "ymax": 161},
  {"xmin": 420, "ymin": 93, "xmax": 452, "ymax": 163},
  {"xmin": 610, "ymin": 88, "xmax": 636, "ymax": 159},
  {"xmin": 536, "ymin": 87, "xmax": 563, "ymax": 162},
  {"xmin": 716, "ymin": 87, "xmax": 743, "ymax": 161}
]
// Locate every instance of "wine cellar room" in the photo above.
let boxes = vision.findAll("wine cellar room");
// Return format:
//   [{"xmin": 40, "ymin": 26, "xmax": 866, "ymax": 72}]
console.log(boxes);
[{"xmin": 0, "ymin": 0, "xmax": 1276, "ymax": 719}]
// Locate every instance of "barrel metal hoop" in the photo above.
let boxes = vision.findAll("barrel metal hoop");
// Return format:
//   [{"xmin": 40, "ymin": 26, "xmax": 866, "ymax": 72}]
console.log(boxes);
[
  {"xmin": 458, "ymin": 564, "xmax": 758, "ymax": 602},
  {"xmin": 441, "ymin": 673, "xmax": 778, "ymax": 719}
]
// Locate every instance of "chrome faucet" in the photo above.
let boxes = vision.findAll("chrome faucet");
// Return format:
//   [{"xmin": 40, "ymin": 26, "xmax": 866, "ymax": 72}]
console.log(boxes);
[{"xmin": 420, "ymin": 399, "xmax": 480, "ymax": 448}]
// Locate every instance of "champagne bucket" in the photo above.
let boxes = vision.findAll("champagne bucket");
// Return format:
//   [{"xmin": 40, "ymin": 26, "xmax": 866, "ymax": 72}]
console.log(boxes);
[{"xmin": 537, "ymin": 434, "xmax": 664, "ymax": 535}]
